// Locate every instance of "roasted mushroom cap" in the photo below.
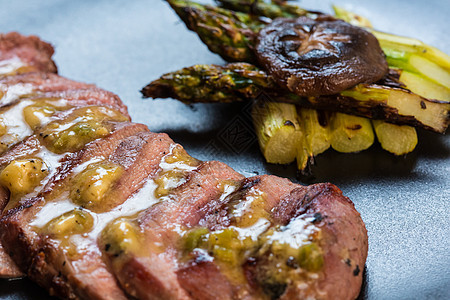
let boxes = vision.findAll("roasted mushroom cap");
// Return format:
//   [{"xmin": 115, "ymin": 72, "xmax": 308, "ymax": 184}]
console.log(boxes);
[{"xmin": 255, "ymin": 16, "xmax": 389, "ymax": 96}]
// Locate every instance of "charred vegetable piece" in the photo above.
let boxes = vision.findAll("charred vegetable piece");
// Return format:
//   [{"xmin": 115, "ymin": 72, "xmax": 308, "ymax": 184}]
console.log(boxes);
[
  {"xmin": 145, "ymin": 63, "xmax": 449, "ymax": 133},
  {"xmin": 372, "ymin": 120, "xmax": 417, "ymax": 155},
  {"xmin": 38, "ymin": 106, "xmax": 128, "ymax": 154},
  {"xmin": 252, "ymin": 99, "xmax": 302, "ymax": 164},
  {"xmin": 329, "ymin": 113, "xmax": 374, "ymax": 153},
  {"xmin": 167, "ymin": 0, "xmax": 263, "ymax": 63},
  {"xmin": 70, "ymin": 162, "xmax": 124, "ymax": 211},
  {"xmin": 44, "ymin": 208, "xmax": 94, "ymax": 238},
  {"xmin": 296, "ymin": 108, "xmax": 331, "ymax": 173},
  {"xmin": 329, "ymin": 84, "xmax": 450, "ymax": 133},
  {"xmin": 399, "ymin": 70, "xmax": 450, "ymax": 102},
  {"xmin": 141, "ymin": 63, "xmax": 273, "ymax": 103},
  {"xmin": 0, "ymin": 158, "xmax": 48, "ymax": 196},
  {"xmin": 255, "ymin": 16, "xmax": 388, "ymax": 96}
]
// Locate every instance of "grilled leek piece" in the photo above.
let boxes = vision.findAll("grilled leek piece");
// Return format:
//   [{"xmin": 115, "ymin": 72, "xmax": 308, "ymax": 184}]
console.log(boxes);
[
  {"xmin": 329, "ymin": 113, "xmax": 375, "ymax": 153},
  {"xmin": 372, "ymin": 120, "xmax": 417, "ymax": 155},
  {"xmin": 296, "ymin": 108, "xmax": 331, "ymax": 172},
  {"xmin": 372, "ymin": 30, "xmax": 450, "ymax": 76},
  {"xmin": 399, "ymin": 70, "xmax": 450, "ymax": 102},
  {"xmin": 252, "ymin": 100, "xmax": 301, "ymax": 164}
]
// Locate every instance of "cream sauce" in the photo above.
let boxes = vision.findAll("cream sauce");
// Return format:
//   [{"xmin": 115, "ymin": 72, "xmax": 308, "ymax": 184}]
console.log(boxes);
[
  {"xmin": 264, "ymin": 216, "xmax": 318, "ymax": 248},
  {"xmin": 0, "ymin": 99, "xmax": 34, "ymax": 146},
  {"xmin": 0, "ymin": 98, "xmax": 69, "ymax": 149},
  {"xmin": 232, "ymin": 218, "xmax": 271, "ymax": 242},
  {"xmin": 230, "ymin": 187, "xmax": 265, "ymax": 219},
  {"xmin": 0, "ymin": 57, "xmax": 26, "ymax": 76},
  {"xmin": 0, "ymin": 83, "xmax": 34, "ymax": 106},
  {"xmin": 31, "ymin": 173, "xmax": 161, "ymax": 249}
]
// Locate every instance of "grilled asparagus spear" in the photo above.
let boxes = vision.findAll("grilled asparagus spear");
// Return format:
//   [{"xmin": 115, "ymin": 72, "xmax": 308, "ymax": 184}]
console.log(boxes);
[
  {"xmin": 141, "ymin": 63, "xmax": 273, "ymax": 103},
  {"xmin": 166, "ymin": 0, "xmax": 263, "ymax": 63},
  {"xmin": 143, "ymin": 63, "xmax": 450, "ymax": 133}
]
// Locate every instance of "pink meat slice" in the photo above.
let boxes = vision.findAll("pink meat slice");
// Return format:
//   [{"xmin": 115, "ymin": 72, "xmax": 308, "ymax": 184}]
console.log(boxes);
[
  {"xmin": 0, "ymin": 185, "xmax": 21, "ymax": 278},
  {"xmin": 177, "ymin": 175, "xmax": 298, "ymax": 299},
  {"xmin": 0, "ymin": 72, "xmax": 95, "ymax": 95},
  {"xmin": 169, "ymin": 179, "xmax": 368, "ymax": 300},
  {"xmin": 0, "ymin": 122, "xmax": 150, "ymax": 299},
  {"xmin": 102, "ymin": 160, "xmax": 245, "ymax": 300},
  {"xmin": 0, "ymin": 73, "xmax": 128, "ymax": 115},
  {"xmin": 271, "ymin": 183, "xmax": 368, "ymax": 300},
  {"xmin": 104, "ymin": 132, "xmax": 175, "ymax": 212},
  {"xmin": 0, "ymin": 32, "xmax": 57, "ymax": 74}
]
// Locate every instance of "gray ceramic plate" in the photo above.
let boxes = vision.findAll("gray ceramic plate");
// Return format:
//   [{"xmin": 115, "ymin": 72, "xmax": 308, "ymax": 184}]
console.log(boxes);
[{"xmin": 0, "ymin": 0, "xmax": 449, "ymax": 299}]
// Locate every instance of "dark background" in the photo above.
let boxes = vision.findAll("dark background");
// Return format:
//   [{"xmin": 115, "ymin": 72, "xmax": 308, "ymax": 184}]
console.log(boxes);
[{"xmin": 0, "ymin": 0, "xmax": 449, "ymax": 299}]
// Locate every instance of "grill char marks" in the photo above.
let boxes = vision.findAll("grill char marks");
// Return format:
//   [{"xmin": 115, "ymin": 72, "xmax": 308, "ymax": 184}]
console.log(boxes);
[
  {"xmin": 141, "ymin": 161, "xmax": 245, "ymax": 229},
  {"xmin": 98, "ymin": 131, "xmax": 175, "ymax": 212},
  {"xmin": 34, "ymin": 89, "xmax": 128, "ymax": 115},
  {"xmin": 38, "ymin": 122, "xmax": 149, "ymax": 197},
  {"xmin": 0, "ymin": 32, "xmax": 368, "ymax": 300},
  {"xmin": 200, "ymin": 175, "xmax": 298, "ymax": 231},
  {"xmin": 0, "ymin": 32, "xmax": 57, "ymax": 74}
]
